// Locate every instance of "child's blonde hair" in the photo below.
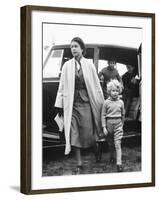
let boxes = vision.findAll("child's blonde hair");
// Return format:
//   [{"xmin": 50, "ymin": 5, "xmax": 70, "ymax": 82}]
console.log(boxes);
[{"xmin": 107, "ymin": 79, "xmax": 123, "ymax": 94}]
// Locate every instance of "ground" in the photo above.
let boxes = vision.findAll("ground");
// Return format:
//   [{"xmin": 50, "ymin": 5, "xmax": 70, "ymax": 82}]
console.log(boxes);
[{"xmin": 43, "ymin": 137, "xmax": 141, "ymax": 176}]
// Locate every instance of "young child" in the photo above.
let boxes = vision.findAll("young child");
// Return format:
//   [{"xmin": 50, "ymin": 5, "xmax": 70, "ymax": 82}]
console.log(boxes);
[{"xmin": 101, "ymin": 79, "xmax": 125, "ymax": 172}]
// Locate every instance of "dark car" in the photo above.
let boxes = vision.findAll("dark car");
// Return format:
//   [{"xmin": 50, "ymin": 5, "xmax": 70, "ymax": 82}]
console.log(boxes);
[{"xmin": 43, "ymin": 43, "xmax": 141, "ymax": 149}]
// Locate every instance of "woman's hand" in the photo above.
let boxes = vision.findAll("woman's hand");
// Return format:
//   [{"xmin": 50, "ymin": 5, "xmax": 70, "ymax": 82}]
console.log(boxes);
[
  {"xmin": 103, "ymin": 127, "xmax": 108, "ymax": 136},
  {"xmin": 56, "ymin": 108, "xmax": 63, "ymax": 117}
]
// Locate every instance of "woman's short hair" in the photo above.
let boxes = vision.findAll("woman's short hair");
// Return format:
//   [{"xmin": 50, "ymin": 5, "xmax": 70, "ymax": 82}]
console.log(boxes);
[
  {"xmin": 107, "ymin": 79, "xmax": 123, "ymax": 94},
  {"xmin": 71, "ymin": 37, "xmax": 86, "ymax": 56}
]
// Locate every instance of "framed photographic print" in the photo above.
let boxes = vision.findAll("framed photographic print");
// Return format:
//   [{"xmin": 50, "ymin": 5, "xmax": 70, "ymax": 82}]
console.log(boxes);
[{"xmin": 21, "ymin": 5, "xmax": 155, "ymax": 194}]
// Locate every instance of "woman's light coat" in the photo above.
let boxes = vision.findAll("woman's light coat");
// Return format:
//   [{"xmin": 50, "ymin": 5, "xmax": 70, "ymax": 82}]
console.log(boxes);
[{"xmin": 55, "ymin": 57, "xmax": 104, "ymax": 154}]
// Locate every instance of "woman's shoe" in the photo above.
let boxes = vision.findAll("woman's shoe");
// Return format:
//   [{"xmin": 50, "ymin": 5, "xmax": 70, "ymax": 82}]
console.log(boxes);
[
  {"xmin": 74, "ymin": 165, "xmax": 83, "ymax": 175},
  {"xmin": 95, "ymin": 153, "xmax": 102, "ymax": 163},
  {"xmin": 117, "ymin": 165, "xmax": 123, "ymax": 172}
]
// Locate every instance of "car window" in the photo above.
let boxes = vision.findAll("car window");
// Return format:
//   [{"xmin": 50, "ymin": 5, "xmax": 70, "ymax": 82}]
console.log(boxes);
[
  {"xmin": 43, "ymin": 49, "xmax": 64, "ymax": 78},
  {"xmin": 43, "ymin": 47, "xmax": 95, "ymax": 79},
  {"xmin": 116, "ymin": 63, "xmax": 127, "ymax": 76},
  {"xmin": 98, "ymin": 59, "xmax": 127, "ymax": 76},
  {"xmin": 98, "ymin": 60, "xmax": 107, "ymax": 73},
  {"xmin": 61, "ymin": 48, "xmax": 72, "ymax": 68}
]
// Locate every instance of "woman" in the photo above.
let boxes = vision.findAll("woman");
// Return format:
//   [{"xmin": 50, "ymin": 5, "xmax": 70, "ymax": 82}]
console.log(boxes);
[{"xmin": 54, "ymin": 37, "xmax": 104, "ymax": 173}]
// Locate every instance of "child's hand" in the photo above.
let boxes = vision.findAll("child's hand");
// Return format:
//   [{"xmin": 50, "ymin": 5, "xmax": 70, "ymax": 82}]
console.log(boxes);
[{"xmin": 103, "ymin": 127, "xmax": 108, "ymax": 136}]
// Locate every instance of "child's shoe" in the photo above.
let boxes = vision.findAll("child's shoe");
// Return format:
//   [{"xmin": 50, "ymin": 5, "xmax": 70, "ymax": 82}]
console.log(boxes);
[{"xmin": 117, "ymin": 165, "xmax": 123, "ymax": 172}]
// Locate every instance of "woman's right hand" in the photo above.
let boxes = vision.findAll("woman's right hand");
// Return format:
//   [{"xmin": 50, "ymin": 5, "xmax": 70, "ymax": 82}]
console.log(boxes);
[{"xmin": 103, "ymin": 127, "xmax": 108, "ymax": 136}]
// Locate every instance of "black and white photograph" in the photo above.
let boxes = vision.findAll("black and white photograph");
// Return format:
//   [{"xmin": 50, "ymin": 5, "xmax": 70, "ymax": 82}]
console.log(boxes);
[
  {"xmin": 42, "ymin": 23, "xmax": 142, "ymax": 176},
  {"xmin": 20, "ymin": 6, "xmax": 155, "ymax": 194}
]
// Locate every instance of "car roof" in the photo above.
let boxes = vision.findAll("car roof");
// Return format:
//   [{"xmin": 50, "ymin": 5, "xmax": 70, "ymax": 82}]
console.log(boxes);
[
  {"xmin": 52, "ymin": 43, "xmax": 138, "ymax": 51},
  {"xmin": 51, "ymin": 43, "xmax": 140, "ymax": 67}
]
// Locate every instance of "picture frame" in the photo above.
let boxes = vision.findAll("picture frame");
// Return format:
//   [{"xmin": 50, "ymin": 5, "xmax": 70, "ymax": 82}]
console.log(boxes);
[{"xmin": 21, "ymin": 5, "xmax": 155, "ymax": 194}]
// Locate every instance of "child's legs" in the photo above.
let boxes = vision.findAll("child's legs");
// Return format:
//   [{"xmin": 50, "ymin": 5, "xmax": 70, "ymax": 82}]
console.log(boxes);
[
  {"xmin": 106, "ymin": 122, "xmax": 115, "ymax": 158},
  {"xmin": 114, "ymin": 140, "xmax": 122, "ymax": 165},
  {"xmin": 114, "ymin": 122, "xmax": 123, "ymax": 165}
]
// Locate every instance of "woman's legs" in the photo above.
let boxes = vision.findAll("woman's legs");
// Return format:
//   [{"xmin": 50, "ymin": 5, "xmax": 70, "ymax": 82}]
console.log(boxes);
[
  {"xmin": 93, "ymin": 141, "xmax": 103, "ymax": 162},
  {"xmin": 73, "ymin": 147, "xmax": 83, "ymax": 174},
  {"xmin": 74, "ymin": 147, "xmax": 82, "ymax": 166}
]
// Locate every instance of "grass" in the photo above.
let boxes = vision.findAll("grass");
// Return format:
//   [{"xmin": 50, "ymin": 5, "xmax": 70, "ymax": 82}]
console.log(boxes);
[{"xmin": 42, "ymin": 141, "xmax": 141, "ymax": 176}]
